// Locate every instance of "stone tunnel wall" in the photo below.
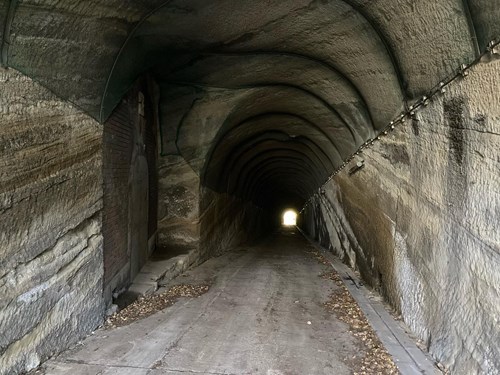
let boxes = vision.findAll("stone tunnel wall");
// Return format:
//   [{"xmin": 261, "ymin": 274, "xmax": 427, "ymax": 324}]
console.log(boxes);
[
  {"xmin": 300, "ymin": 59, "xmax": 500, "ymax": 374},
  {"xmin": 0, "ymin": 68, "xmax": 105, "ymax": 374},
  {"xmin": 157, "ymin": 155, "xmax": 201, "ymax": 257},
  {"xmin": 157, "ymin": 154, "xmax": 272, "ymax": 266},
  {"xmin": 199, "ymin": 188, "xmax": 271, "ymax": 260}
]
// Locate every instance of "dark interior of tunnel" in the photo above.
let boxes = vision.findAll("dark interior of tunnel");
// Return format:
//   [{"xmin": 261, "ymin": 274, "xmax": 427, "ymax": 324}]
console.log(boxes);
[{"xmin": 1, "ymin": 1, "xmax": 499, "ymax": 374}]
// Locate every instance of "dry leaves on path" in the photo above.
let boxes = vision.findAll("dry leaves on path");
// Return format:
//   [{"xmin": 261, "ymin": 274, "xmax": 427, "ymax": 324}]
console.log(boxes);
[
  {"xmin": 306, "ymin": 245, "xmax": 400, "ymax": 375},
  {"xmin": 105, "ymin": 284, "xmax": 210, "ymax": 329},
  {"xmin": 321, "ymin": 270, "xmax": 399, "ymax": 375},
  {"xmin": 306, "ymin": 248, "xmax": 331, "ymax": 265}
]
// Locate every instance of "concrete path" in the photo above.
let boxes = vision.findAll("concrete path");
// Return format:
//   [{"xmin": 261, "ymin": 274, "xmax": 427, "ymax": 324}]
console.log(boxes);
[{"xmin": 44, "ymin": 229, "xmax": 392, "ymax": 375}]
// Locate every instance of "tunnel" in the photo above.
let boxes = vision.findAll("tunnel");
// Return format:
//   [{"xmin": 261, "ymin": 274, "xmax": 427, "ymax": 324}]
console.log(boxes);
[{"xmin": 0, "ymin": 1, "xmax": 499, "ymax": 374}]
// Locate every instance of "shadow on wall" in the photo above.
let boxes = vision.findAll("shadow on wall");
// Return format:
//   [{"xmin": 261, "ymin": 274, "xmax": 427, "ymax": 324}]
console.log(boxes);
[{"xmin": 199, "ymin": 187, "xmax": 273, "ymax": 259}]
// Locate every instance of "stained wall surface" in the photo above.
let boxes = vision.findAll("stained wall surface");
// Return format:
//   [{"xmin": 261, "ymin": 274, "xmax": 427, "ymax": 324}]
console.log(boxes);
[
  {"xmin": 0, "ymin": 68, "xmax": 105, "ymax": 374},
  {"xmin": 300, "ymin": 59, "xmax": 500, "ymax": 374}
]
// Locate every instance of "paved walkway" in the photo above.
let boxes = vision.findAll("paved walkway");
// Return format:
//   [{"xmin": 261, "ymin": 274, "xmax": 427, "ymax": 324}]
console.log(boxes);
[{"xmin": 42, "ymin": 229, "xmax": 413, "ymax": 375}]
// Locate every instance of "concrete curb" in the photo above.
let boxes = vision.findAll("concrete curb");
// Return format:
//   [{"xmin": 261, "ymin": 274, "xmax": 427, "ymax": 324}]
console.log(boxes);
[
  {"xmin": 127, "ymin": 248, "xmax": 199, "ymax": 297},
  {"xmin": 299, "ymin": 229, "xmax": 441, "ymax": 375}
]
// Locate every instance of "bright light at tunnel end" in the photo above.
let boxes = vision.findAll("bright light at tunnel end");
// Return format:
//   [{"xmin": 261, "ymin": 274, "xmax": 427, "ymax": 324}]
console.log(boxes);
[{"xmin": 282, "ymin": 209, "xmax": 298, "ymax": 226}]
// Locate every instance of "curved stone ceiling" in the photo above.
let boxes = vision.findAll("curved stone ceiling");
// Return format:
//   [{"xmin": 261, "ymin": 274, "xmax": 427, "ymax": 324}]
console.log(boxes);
[{"xmin": 1, "ymin": 0, "xmax": 498, "ymax": 207}]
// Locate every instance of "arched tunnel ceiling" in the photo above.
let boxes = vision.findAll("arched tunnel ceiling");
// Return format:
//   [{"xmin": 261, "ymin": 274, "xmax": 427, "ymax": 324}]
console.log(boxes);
[{"xmin": 1, "ymin": 0, "xmax": 499, "ymax": 207}]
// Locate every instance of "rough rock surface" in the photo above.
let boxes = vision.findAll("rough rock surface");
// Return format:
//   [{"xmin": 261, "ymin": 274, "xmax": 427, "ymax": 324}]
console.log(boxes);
[
  {"xmin": 301, "ymin": 60, "xmax": 500, "ymax": 374},
  {"xmin": 0, "ymin": 68, "xmax": 105, "ymax": 375},
  {"xmin": 6, "ymin": 0, "xmax": 498, "ymax": 124},
  {"xmin": 157, "ymin": 155, "xmax": 201, "ymax": 255},
  {"xmin": 157, "ymin": 153, "xmax": 271, "ymax": 260},
  {"xmin": 200, "ymin": 187, "xmax": 271, "ymax": 260}
]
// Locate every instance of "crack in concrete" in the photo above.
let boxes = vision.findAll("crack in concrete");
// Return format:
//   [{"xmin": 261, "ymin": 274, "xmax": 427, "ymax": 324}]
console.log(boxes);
[
  {"xmin": 61, "ymin": 359, "xmax": 150, "ymax": 370},
  {"xmin": 156, "ymin": 367, "xmax": 238, "ymax": 375},
  {"xmin": 61, "ymin": 360, "xmax": 233, "ymax": 375}
]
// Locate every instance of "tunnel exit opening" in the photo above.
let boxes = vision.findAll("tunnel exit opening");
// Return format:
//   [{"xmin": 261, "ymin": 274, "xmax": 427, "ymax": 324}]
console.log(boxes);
[{"xmin": 282, "ymin": 210, "xmax": 298, "ymax": 227}]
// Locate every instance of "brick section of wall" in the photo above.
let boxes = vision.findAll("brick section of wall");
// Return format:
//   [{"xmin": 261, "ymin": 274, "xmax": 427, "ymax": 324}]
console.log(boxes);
[
  {"xmin": 102, "ymin": 77, "xmax": 158, "ymax": 288},
  {"xmin": 144, "ymin": 82, "xmax": 158, "ymax": 239},
  {"xmin": 102, "ymin": 99, "xmax": 134, "ymax": 285}
]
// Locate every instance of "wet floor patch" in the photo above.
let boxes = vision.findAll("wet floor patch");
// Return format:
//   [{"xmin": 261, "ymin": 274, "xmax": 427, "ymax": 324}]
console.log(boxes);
[{"xmin": 105, "ymin": 284, "xmax": 210, "ymax": 329}]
